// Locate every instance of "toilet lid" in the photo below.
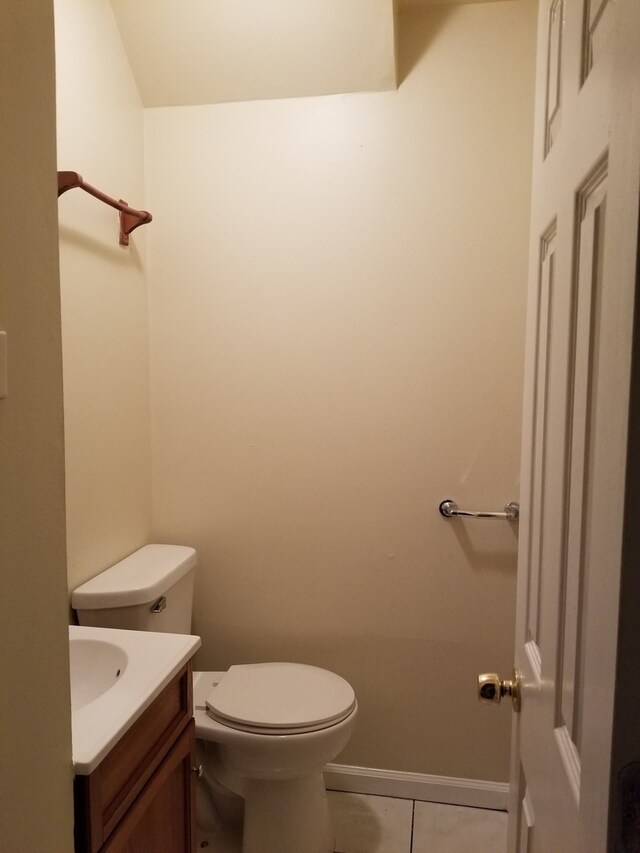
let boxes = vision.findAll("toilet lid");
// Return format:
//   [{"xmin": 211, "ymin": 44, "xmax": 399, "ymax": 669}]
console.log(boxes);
[{"xmin": 205, "ymin": 663, "xmax": 356, "ymax": 734}]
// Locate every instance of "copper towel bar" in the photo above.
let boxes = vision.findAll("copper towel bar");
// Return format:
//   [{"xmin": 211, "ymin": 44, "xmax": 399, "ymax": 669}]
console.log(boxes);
[{"xmin": 57, "ymin": 170, "xmax": 152, "ymax": 246}]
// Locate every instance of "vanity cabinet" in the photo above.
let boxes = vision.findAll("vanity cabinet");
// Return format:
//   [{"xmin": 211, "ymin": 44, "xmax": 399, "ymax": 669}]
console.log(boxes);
[{"xmin": 74, "ymin": 664, "xmax": 195, "ymax": 853}]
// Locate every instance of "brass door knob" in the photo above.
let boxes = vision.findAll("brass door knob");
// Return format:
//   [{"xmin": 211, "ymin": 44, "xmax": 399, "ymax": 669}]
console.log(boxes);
[{"xmin": 477, "ymin": 670, "xmax": 521, "ymax": 712}]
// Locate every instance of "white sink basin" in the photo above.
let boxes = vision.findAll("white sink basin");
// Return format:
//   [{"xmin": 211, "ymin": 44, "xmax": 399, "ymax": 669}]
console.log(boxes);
[
  {"xmin": 70, "ymin": 637, "xmax": 128, "ymax": 711},
  {"xmin": 69, "ymin": 625, "xmax": 200, "ymax": 775}
]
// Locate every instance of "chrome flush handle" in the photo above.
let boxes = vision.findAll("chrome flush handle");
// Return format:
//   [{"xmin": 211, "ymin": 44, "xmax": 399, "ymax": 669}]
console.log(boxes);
[{"xmin": 150, "ymin": 595, "xmax": 167, "ymax": 614}]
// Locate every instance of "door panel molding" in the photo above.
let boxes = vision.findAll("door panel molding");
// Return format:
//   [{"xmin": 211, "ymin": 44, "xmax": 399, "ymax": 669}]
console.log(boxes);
[{"xmin": 545, "ymin": 0, "xmax": 564, "ymax": 156}]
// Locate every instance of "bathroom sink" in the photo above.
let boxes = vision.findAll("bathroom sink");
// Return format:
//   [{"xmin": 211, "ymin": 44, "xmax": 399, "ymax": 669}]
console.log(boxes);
[
  {"xmin": 69, "ymin": 625, "xmax": 200, "ymax": 774},
  {"xmin": 69, "ymin": 637, "xmax": 128, "ymax": 711}
]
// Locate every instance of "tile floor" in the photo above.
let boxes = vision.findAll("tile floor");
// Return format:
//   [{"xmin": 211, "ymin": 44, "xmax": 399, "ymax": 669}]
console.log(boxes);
[
  {"xmin": 329, "ymin": 792, "xmax": 507, "ymax": 853},
  {"xmin": 196, "ymin": 790, "xmax": 507, "ymax": 852}
]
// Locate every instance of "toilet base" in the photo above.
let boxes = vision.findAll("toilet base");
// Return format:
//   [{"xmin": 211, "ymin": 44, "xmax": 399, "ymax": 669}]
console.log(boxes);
[
  {"xmin": 241, "ymin": 772, "xmax": 334, "ymax": 853},
  {"xmin": 196, "ymin": 821, "xmax": 242, "ymax": 853},
  {"xmin": 198, "ymin": 739, "xmax": 336, "ymax": 853}
]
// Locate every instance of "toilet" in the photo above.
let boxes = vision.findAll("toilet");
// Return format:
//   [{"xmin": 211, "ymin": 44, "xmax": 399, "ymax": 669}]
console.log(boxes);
[{"xmin": 71, "ymin": 544, "xmax": 357, "ymax": 853}]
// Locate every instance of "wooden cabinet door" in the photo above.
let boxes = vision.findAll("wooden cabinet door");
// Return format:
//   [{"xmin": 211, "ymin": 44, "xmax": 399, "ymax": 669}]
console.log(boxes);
[{"xmin": 102, "ymin": 721, "xmax": 196, "ymax": 853}]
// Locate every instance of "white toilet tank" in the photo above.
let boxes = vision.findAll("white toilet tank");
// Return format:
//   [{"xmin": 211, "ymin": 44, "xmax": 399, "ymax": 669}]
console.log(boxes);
[{"xmin": 71, "ymin": 544, "xmax": 196, "ymax": 634}]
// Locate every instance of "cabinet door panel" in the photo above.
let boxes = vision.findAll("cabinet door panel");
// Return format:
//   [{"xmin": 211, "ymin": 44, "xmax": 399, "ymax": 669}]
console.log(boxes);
[{"xmin": 102, "ymin": 721, "xmax": 195, "ymax": 853}]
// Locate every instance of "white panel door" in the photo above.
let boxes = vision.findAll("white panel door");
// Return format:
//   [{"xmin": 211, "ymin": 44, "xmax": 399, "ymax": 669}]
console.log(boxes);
[{"xmin": 507, "ymin": 0, "xmax": 640, "ymax": 850}]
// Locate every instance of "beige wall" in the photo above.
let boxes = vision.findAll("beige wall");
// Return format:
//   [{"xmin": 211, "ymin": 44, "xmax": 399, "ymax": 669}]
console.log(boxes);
[
  {"xmin": 55, "ymin": 0, "xmax": 152, "ymax": 591},
  {"xmin": 145, "ymin": 1, "xmax": 537, "ymax": 780},
  {"xmin": 0, "ymin": 2, "xmax": 74, "ymax": 849}
]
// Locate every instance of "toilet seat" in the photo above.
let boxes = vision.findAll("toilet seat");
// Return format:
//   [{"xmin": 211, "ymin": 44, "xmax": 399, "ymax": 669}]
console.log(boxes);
[{"xmin": 205, "ymin": 663, "xmax": 356, "ymax": 735}]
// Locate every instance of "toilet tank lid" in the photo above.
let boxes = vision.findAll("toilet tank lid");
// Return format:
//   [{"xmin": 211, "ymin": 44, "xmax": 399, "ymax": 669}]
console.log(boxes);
[{"xmin": 71, "ymin": 544, "xmax": 197, "ymax": 609}]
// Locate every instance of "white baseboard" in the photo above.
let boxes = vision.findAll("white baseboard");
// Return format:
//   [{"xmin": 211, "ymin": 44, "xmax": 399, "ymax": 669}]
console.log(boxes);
[{"xmin": 323, "ymin": 763, "xmax": 508, "ymax": 811}]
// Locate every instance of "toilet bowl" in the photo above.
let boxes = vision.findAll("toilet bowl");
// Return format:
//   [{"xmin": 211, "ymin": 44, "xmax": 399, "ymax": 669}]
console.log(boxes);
[
  {"xmin": 71, "ymin": 544, "xmax": 357, "ymax": 853},
  {"xmin": 194, "ymin": 667, "xmax": 357, "ymax": 852}
]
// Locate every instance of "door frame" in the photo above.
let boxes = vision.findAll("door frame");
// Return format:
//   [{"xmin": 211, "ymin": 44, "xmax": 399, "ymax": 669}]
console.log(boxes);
[{"xmin": 608, "ymin": 218, "xmax": 640, "ymax": 848}]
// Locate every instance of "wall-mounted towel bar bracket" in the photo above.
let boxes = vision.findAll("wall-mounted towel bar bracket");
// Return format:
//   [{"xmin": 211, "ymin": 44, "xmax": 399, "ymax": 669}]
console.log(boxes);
[
  {"xmin": 57, "ymin": 171, "xmax": 152, "ymax": 246},
  {"xmin": 439, "ymin": 499, "xmax": 519, "ymax": 521}
]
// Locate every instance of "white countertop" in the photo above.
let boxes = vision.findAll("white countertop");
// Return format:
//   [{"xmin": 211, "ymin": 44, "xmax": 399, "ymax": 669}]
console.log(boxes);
[{"xmin": 70, "ymin": 624, "xmax": 200, "ymax": 774}]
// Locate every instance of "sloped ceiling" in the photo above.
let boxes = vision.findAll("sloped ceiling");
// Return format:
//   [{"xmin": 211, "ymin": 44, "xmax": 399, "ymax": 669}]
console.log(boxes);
[{"xmin": 109, "ymin": 0, "xmax": 398, "ymax": 107}]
